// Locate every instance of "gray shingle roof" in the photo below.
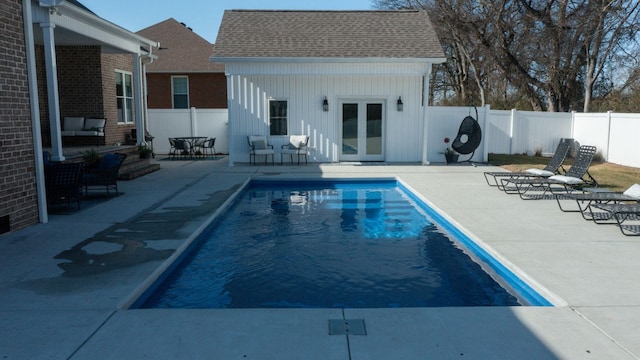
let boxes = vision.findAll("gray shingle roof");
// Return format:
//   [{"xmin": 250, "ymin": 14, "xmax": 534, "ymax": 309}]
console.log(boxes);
[
  {"xmin": 137, "ymin": 18, "xmax": 224, "ymax": 73},
  {"xmin": 212, "ymin": 10, "xmax": 445, "ymax": 60}
]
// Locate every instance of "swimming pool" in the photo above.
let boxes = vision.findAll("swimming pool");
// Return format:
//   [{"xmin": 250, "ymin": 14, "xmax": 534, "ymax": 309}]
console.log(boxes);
[{"xmin": 133, "ymin": 179, "xmax": 551, "ymax": 309}]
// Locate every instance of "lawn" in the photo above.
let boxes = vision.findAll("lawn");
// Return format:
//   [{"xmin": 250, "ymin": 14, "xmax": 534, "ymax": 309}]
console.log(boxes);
[{"xmin": 488, "ymin": 154, "xmax": 640, "ymax": 192}]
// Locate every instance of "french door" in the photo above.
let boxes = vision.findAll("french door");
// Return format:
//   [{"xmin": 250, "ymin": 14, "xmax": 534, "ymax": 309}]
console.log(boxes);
[{"xmin": 340, "ymin": 100, "xmax": 385, "ymax": 161}]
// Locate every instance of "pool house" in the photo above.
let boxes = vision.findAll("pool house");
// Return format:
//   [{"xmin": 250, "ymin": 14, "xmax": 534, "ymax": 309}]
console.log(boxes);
[{"xmin": 211, "ymin": 10, "xmax": 446, "ymax": 165}]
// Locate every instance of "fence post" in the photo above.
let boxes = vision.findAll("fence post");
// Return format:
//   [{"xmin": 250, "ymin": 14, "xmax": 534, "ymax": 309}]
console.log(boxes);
[
  {"xmin": 509, "ymin": 109, "xmax": 516, "ymax": 154},
  {"xmin": 190, "ymin": 107, "xmax": 198, "ymax": 136},
  {"xmin": 482, "ymin": 104, "xmax": 490, "ymax": 162},
  {"xmin": 606, "ymin": 110, "xmax": 612, "ymax": 162}
]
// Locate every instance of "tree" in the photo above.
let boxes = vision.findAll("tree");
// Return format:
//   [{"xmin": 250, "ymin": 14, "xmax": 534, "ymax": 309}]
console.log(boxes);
[{"xmin": 373, "ymin": 0, "xmax": 640, "ymax": 112}]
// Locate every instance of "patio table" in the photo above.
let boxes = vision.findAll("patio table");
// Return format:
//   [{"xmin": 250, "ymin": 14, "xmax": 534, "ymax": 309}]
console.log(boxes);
[{"xmin": 171, "ymin": 137, "xmax": 208, "ymax": 159}]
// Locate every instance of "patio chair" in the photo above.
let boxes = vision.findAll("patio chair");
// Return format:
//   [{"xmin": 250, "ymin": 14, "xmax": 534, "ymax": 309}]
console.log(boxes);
[
  {"xmin": 281, "ymin": 135, "xmax": 309, "ymax": 165},
  {"xmin": 501, "ymin": 145, "xmax": 598, "ymax": 200},
  {"xmin": 451, "ymin": 108, "xmax": 482, "ymax": 161},
  {"xmin": 592, "ymin": 203, "xmax": 640, "ymax": 236},
  {"xmin": 248, "ymin": 135, "xmax": 274, "ymax": 165},
  {"xmin": 44, "ymin": 162, "xmax": 84, "ymax": 208},
  {"xmin": 201, "ymin": 137, "xmax": 216, "ymax": 157},
  {"xmin": 82, "ymin": 153, "xmax": 127, "ymax": 195},
  {"xmin": 168, "ymin": 138, "xmax": 190, "ymax": 159},
  {"xmin": 555, "ymin": 184, "xmax": 640, "ymax": 222},
  {"xmin": 484, "ymin": 138, "xmax": 573, "ymax": 190}
]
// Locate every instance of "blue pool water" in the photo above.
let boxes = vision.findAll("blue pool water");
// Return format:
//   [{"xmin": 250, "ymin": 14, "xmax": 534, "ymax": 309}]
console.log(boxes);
[{"xmin": 136, "ymin": 180, "xmax": 548, "ymax": 309}]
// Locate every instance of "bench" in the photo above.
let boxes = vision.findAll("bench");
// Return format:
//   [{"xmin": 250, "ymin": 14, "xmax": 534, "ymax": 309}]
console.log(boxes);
[{"xmin": 61, "ymin": 117, "xmax": 106, "ymax": 146}]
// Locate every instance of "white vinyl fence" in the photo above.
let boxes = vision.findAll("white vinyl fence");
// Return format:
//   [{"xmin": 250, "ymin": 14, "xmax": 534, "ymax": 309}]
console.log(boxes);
[
  {"xmin": 148, "ymin": 107, "xmax": 640, "ymax": 168},
  {"xmin": 147, "ymin": 108, "xmax": 228, "ymax": 155}
]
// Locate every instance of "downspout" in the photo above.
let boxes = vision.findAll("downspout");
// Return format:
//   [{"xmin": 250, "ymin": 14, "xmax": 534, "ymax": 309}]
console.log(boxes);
[
  {"xmin": 139, "ymin": 49, "xmax": 157, "ymax": 145},
  {"xmin": 24, "ymin": 0, "xmax": 48, "ymax": 223}
]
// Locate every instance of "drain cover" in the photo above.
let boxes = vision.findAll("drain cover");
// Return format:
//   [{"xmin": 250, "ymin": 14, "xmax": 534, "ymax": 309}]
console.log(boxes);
[{"xmin": 328, "ymin": 319, "xmax": 367, "ymax": 335}]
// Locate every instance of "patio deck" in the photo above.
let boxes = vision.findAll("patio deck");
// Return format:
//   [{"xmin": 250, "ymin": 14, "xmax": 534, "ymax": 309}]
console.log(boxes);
[{"xmin": 1, "ymin": 158, "xmax": 639, "ymax": 359}]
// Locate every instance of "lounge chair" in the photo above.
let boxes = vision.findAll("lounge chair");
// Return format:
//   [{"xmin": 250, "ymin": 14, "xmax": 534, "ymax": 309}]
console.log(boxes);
[
  {"xmin": 280, "ymin": 135, "xmax": 309, "ymax": 165},
  {"xmin": 592, "ymin": 203, "xmax": 640, "ymax": 236},
  {"xmin": 501, "ymin": 145, "xmax": 598, "ymax": 200},
  {"xmin": 248, "ymin": 135, "xmax": 274, "ymax": 165},
  {"xmin": 484, "ymin": 138, "xmax": 573, "ymax": 190},
  {"xmin": 555, "ymin": 184, "xmax": 640, "ymax": 221}
]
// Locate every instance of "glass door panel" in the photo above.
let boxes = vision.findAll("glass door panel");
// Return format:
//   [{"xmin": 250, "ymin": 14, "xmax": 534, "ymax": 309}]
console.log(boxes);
[
  {"xmin": 366, "ymin": 104, "xmax": 382, "ymax": 156},
  {"xmin": 340, "ymin": 101, "xmax": 384, "ymax": 161},
  {"xmin": 342, "ymin": 104, "xmax": 358, "ymax": 155}
]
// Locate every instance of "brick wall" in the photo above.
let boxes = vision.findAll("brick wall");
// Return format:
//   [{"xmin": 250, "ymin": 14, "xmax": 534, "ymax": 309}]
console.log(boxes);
[
  {"xmin": 57, "ymin": 46, "xmax": 105, "ymax": 118},
  {"xmin": 36, "ymin": 47, "xmax": 139, "ymax": 146},
  {"xmin": 147, "ymin": 73, "xmax": 227, "ymax": 109},
  {"xmin": 101, "ymin": 53, "xmax": 135, "ymax": 145},
  {"xmin": 0, "ymin": 0, "xmax": 40, "ymax": 233}
]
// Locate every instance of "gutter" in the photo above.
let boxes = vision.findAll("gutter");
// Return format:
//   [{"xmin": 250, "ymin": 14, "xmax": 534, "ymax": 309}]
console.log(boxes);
[{"xmin": 210, "ymin": 56, "xmax": 448, "ymax": 64}]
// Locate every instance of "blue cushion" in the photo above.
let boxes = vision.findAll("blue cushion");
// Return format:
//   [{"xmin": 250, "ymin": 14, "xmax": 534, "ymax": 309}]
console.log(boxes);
[{"xmin": 98, "ymin": 153, "xmax": 121, "ymax": 170}]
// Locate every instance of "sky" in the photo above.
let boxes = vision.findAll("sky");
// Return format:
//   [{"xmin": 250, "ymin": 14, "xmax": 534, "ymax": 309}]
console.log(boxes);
[{"xmin": 80, "ymin": 0, "xmax": 376, "ymax": 44}]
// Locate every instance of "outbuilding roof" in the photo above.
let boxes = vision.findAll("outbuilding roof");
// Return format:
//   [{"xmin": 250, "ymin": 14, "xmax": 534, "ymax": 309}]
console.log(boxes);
[
  {"xmin": 137, "ymin": 18, "xmax": 224, "ymax": 73},
  {"xmin": 212, "ymin": 10, "xmax": 445, "ymax": 60}
]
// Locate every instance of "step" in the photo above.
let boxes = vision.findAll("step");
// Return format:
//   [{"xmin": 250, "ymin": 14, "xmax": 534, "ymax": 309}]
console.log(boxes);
[
  {"xmin": 118, "ymin": 163, "xmax": 160, "ymax": 180},
  {"xmin": 118, "ymin": 155, "xmax": 160, "ymax": 180}
]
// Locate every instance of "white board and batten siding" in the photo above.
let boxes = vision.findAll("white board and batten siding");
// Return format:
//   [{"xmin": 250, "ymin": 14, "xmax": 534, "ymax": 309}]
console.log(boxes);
[{"xmin": 225, "ymin": 62, "xmax": 433, "ymax": 164}]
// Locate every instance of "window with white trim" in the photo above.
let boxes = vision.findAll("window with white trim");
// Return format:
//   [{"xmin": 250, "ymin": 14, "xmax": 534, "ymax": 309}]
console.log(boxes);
[
  {"xmin": 269, "ymin": 100, "xmax": 288, "ymax": 136},
  {"xmin": 172, "ymin": 76, "xmax": 189, "ymax": 109},
  {"xmin": 115, "ymin": 70, "xmax": 134, "ymax": 124}
]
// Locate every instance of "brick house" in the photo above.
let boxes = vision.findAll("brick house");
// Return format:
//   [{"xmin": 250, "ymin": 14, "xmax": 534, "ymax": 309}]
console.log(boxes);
[
  {"xmin": 137, "ymin": 18, "xmax": 226, "ymax": 109},
  {"xmin": 0, "ymin": 0, "xmax": 158, "ymax": 234}
]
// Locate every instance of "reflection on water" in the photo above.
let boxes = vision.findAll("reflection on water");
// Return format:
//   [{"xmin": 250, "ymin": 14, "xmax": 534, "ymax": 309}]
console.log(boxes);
[{"xmin": 140, "ymin": 183, "xmax": 519, "ymax": 309}]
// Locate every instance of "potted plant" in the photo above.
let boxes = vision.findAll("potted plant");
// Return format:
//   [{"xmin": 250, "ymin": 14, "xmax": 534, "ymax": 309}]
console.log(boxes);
[
  {"xmin": 440, "ymin": 137, "xmax": 459, "ymax": 164},
  {"xmin": 137, "ymin": 145, "xmax": 153, "ymax": 159},
  {"xmin": 81, "ymin": 149, "xmax": 101, "ymax": 168}
]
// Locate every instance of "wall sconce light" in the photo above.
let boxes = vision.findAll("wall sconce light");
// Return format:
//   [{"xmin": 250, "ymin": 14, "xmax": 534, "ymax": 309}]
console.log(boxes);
[
  {"xmin": 323, "ymin": 96, "xmax": 329, "ymax": 112},
  {"xmin": 397, "ymin": 96, "xmax": 404, "ymax": 112}
]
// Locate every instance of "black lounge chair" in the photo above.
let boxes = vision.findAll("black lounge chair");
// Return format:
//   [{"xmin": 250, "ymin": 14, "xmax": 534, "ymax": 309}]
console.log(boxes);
[
  {"xmin": 555, "ymin": 184, "xmax": 640, "ymax": 221},
  {"xmin": 451, "ymin": 108, "xmax": 482, "ymax": 161},
  {"xmin": 484, "ymin": 138, "xmax": 573, "ymax": 190},
  {"xmin": 592, "ymin": 203, "xmax": 640, "ymax": 236},
  {"xmin": 501, "ymin": 145, "xmax": 598, "ymax": 200}
]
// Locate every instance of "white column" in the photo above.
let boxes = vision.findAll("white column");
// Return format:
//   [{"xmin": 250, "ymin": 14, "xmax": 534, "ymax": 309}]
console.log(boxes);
[
  {"xmin": 41, "ymin": 21, "xmax": 65, "ymax": 161},
  {"xmin": 226, "ymin": 74, "xmax": 234, "ymax": 166},
  {"xmin": 132, "ymin": 53, "xmax": 146, "ymax": 145},
  {"xmin": 421, "ymin": 68, "xmax": 431, "ymax": 165}
]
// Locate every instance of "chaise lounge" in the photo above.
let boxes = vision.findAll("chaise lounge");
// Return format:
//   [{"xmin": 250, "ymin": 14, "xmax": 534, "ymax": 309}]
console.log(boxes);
[
  {"xmin": 555, "ymin": 184, "xmax": 640, "ymax": 221},
  {"xmin": 484, "ymin": 138, "xmax": 573, "ymax": 190},
  {"xmin": 501, "ymin": 145, "xmax": 598, "ymax": 200},
  {"xmin": 592, "ymin": 203, "xmax": 640, "ymax": 236}
]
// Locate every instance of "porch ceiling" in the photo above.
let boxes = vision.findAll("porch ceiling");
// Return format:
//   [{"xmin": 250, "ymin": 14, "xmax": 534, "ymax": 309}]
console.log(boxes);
[{"xmin": 31, "ymin": 25, "xmax": 130, "ymax": 54}]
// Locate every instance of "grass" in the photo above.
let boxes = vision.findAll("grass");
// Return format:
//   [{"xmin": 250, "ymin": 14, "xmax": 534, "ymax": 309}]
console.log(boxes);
[{"xmin": 488, "ymin": 154, "xmax": 640, "ymax": 192}]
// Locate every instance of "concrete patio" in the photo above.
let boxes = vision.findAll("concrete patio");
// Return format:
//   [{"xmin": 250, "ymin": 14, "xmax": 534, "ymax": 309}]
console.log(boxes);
[{"xmin": 1, "ymin": 157, "xmax": 639, "ymax": 359}]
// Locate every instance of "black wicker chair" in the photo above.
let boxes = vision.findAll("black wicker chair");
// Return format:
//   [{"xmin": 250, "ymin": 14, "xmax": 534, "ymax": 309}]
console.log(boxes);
[
  {"xmin": 82, "ymin": 153, "xmax": 127, "ymax": 195},
  {"xmin": 45, "ymin": 162, "xmax": 84, "ymax": 208}
]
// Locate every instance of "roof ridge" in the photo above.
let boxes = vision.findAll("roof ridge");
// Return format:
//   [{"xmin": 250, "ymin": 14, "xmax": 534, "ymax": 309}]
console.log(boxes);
[{"xmin": 226, "ymin": 9, "xmax": 422, "ymax": 13}]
